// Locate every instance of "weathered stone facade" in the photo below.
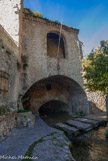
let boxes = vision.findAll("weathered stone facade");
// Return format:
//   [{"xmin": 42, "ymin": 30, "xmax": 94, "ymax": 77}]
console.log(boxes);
[
  {"xmin": 17, "ymin": 111, "xmax": 35, "ymax": 128},
  {"xmin": 0, "ymin": 0, "xmax": 22, "ymax": 46},
  {"xmin": 0, "ymin": 28, "xmax": 19, "ymax": 101},
  {"xmin": 0, "ymin": 33, "xmax": 18, "ymax": 137},
  {"xmin": 86, "ymin": 91, "xmax": 106, "ymax": 112},
  {"xmin": 0, "ymin": 0, "xmax": 89, "ymax": 137},
  {"xmin": 21, "ymin": 11, "xmax": 88, "ymax": 115},
  {"xmin": 21, "ymin": 13, "xmax": 83, "ymax": 89},
  {"xmin": 0, "ymin": 112, "xmax": 17, "ymax": 137},
  {"xmin": 0, "ymin": 22, "xmax": 20, "ymax": 137}
]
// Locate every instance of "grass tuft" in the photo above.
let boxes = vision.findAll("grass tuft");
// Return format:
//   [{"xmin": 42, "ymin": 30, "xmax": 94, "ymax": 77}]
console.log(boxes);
[
  {"xmin": 105, "ymin": 129, "xmax": 108, "ymax": 138},
  {"xmin": 22, "ymin": 132, "xmax": 56, "ymax": 161},
  {"xmin": 18, "ymin": 110, "xmax": 31, "ymax": 113}
]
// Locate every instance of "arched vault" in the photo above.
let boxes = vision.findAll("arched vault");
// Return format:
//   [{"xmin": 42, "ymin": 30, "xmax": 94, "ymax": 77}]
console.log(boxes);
[{"xmin": 23, "ymin": 75, "xmax": 88, "ymax": 115}]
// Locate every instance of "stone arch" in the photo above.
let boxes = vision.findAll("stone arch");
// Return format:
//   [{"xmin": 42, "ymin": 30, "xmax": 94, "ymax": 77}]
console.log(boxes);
[
  {"xmin": 23, "ymin": 75, "xmax": 88, "ymax": 115},
  {"xmin": 39, "ymin": 100, "xmax": 69, "ymax": 116},
  {"xmin": 47, "ymin": 32, "xmax": 66, "ymax": 58}
]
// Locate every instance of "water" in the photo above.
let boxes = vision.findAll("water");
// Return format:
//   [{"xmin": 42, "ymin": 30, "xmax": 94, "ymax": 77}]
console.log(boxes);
[
  {"xmin": 40, "ymin": 112, "xmax": 108, "ymax": 161},
  {"xmin": 70, "ymin": 126, "xmax": 108, "ymax": 161}
]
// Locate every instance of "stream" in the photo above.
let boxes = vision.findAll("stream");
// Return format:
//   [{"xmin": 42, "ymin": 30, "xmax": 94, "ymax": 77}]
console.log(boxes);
[
  {"xmin": 40, "ymin": 112, "xmax": 108, "ymax": 161},
  {"xmin": 70, "ymin": 126, "xmax": 108, "ymax": 161}
]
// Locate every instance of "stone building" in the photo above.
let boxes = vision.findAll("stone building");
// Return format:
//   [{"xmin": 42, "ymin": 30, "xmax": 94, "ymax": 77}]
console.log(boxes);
[
  {"xmin": 0, "ymin": 0, "xmax": 89, "ymax": 137},
  {"xmin": 21, "ymin": 8, "xmax": 88, "ymax": 115}
]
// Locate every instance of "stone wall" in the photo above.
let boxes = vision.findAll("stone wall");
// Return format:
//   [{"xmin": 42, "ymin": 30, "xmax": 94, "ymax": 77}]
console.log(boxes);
[
  {"xmin": 21, "ymin": 14, "xmax": 88, "ymax": 114},
  {"xmin": 86, "ymin": 91, "xmax": 106, "ymax": 112},
  {"xmin": 0, "ymin": 112, "xmax": 17, "ymax": 138},
  {"xmin": 23, "ymin": 75, "xmax": 88, "ymax": 115},
  {"xmin": 0, "ymin": 25, "xmax": 18, "ymax": 56},
  {"xmin": 21, "ymin": 14, "xmax": 84, "ymax": 92},
  {"xmin": 17, "ymin": 111, "xmax": 35, "ymax": 128},
  {"xmin": 0, "ymin": 38, "xmax": 18, "ymax": 137},
  {"xmin": 0, "ymin": 24, "xmax": 20, "ymax": 137},
  {"xmin": 24, "ymin": 81, "xmax": 70, "ymax": 114},
  {"xmin": 0, "ymin": 0, "xmax": 22, "ymax": 46},
  {"xmin": 0, "ymin": 38, "xmax": 19, "ymax": 102},
  {"xmin": 0, "ymin": 1, "xmax": 88, "ymax": 135}
]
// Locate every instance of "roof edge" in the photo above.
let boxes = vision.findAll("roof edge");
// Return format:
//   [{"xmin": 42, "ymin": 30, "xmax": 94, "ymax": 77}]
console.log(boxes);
[{"xmin": 23, "ymin": 9, "xmax": 79, "ymax": 34}]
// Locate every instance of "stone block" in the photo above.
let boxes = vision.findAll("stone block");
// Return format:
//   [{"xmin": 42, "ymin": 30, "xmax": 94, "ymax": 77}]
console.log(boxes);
[
  {"xmin": 75, "ymin": 118, "xmax": 99, "ymax": 127},
  {"xmin": 66, "ymin": 120, "xmax": 92, "ymax": 132},
  {"xmin": 16, "ymin": 111, "xmax": 35, "ymax": 128},
  {"xmin": 56, "ymin": 123, "xmax": 79, "ymax": 136},
  {"xmin": 0, "ymin": 112, "xmax": 17, "ymax": 137}
]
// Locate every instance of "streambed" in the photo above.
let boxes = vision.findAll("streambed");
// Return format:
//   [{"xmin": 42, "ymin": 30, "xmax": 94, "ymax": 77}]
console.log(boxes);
[
  {"xmin": 40, "ymin": 112, "xmax": 108, "ymax": 161},
  {"xmin": 70, "ymin": 126, "xmax": 108, "ymax": 161}
]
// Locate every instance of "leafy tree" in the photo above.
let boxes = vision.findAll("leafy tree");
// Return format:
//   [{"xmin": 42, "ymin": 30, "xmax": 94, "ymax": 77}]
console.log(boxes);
[
  {"xmin": 83, "ymin": 40, "xmax": 108, "ymax": 95},
  {"xmin": 82, "ymin": 41, "xmax": 108, "ymax": 117}
]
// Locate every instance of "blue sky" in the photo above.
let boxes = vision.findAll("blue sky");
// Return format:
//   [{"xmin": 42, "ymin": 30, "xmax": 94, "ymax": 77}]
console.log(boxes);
[{"xmin": 24, "ymin": 0, "xmax": 108, "ymax": 56}]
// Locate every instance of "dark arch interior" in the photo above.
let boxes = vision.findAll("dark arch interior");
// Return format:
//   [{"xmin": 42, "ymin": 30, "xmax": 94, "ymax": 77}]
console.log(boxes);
[
  {"xmin": 47, "ymin": 33, "xmax": 65, "ymax": 58},
  {"xmin": 39, "ymin": 100, "xmax": 69, "ymax": 116}
]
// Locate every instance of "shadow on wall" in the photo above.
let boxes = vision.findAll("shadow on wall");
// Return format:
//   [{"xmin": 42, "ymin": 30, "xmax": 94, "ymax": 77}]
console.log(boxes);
[{"xmin": 91, "ymin": 101, "xmax": 106, "ymax": 114}]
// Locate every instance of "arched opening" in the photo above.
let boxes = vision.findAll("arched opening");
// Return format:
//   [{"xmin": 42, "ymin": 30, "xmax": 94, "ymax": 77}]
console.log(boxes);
[
  {"xmin": 23, "ymin": 75, "xmax": 88, "ymax": 116},
  {"xmin": 47, "ymin": 33, "xmax": 65, "ymax": 58},
  {"xmin": 39, "ymin": 100, "xmax": 69, "ymax": 116}
]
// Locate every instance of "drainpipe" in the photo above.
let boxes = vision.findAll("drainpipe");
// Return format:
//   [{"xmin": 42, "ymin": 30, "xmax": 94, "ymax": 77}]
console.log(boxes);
[
  {"xmin": 88, "ymin": 100, "xmax": 91, "ymax": 115},
  {"xmin": 106, "ymin": 95, "xmax": 108, "ymax": 120}
]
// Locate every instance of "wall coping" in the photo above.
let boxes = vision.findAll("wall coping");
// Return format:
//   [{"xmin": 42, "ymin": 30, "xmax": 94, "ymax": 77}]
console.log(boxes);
[{"xmin": 23, "ymin": 9, "xmax": 79, "ymax": 34}]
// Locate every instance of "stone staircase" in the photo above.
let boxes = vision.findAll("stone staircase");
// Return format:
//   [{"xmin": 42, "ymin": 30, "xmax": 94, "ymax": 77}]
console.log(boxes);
[{"xmin": 55, "ymin": 114, "xmax": 107, "ymax": 136}]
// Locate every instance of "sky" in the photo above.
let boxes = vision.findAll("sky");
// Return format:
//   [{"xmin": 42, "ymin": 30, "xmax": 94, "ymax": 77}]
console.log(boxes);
[{"xmin": 24, "ymin": 0, "xmax": 108, "ymax": 56}]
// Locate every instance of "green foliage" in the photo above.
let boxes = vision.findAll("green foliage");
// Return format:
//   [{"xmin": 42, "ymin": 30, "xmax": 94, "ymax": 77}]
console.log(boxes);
[
  {"xmin": 24, "ymin": 10, "xmax": 43, "ymax": 18},
  {"xmin": 79, "ymin": 111, "xmax": 86, "ymax": 116},
  {"xmin": 75, "ymin": 111, "xmax": 85, "ymax": 117},
  {"xmin": 23, "ymin": 63, "xmax": 28, "ymax": 70},
  {"xmin": 18, "ymin": 109, "xmax": 30, "ymax": 113},
  {"xmin": 22, "ymin": 138, "xmax": 43, "ymax": 161},
  {"xmin": 0, "ymin": 106, "xmax": 11, "ymax": 116},
  {"xmin": 22, "ymin": 132, "xmax": 56, "ymax": 161},
  {"xmin": 54, "ymin": 20, "xmax": 61, "ymax": 25},
  {"xmin": 24, "ymin": 11, "xmax": 61, "ymax": 26},
  {"xmin": 32, "ymin": 11, "xmax": 43, "ymax": 18},
  {"xmin": 105, "ymin": 129, "xmax": 108, "ymax": 138},
  {"xmin": 83, "ymin": 40, "xmax": 108, "ymax": 95},
  {"xmin": 17, "ymin": 94, "xmax": 29, "ymax": 110}
]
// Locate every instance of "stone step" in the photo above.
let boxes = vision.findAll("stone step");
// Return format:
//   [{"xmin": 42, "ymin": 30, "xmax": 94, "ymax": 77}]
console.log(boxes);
[
  {"xmin": 84, "ymin": 114, "xmax": 107, "ymax": 124},
  {"xmin": 75, "ymin": 118, "xmax": 99, "ymax": 127},
  {"xmin": 55, "ymin": 123, "xmax": 79, "ymax": 136},
  {"xmin": 66, "ymin": 120, "xmax": 92, "ymax": 132}
]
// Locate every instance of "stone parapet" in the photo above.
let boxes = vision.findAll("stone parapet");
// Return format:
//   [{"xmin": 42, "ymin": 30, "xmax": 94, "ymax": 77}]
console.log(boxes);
[
  {"xmin": 23, "ymin": 11, "xmax": 79, "ymax": 34},
  {"xmin": 0, "ymin": 111, "xmax": 17, "ymax": 138},
  {"xmin": 17, "ymin": 111, "xmax": 35, "ymax": 128}
]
